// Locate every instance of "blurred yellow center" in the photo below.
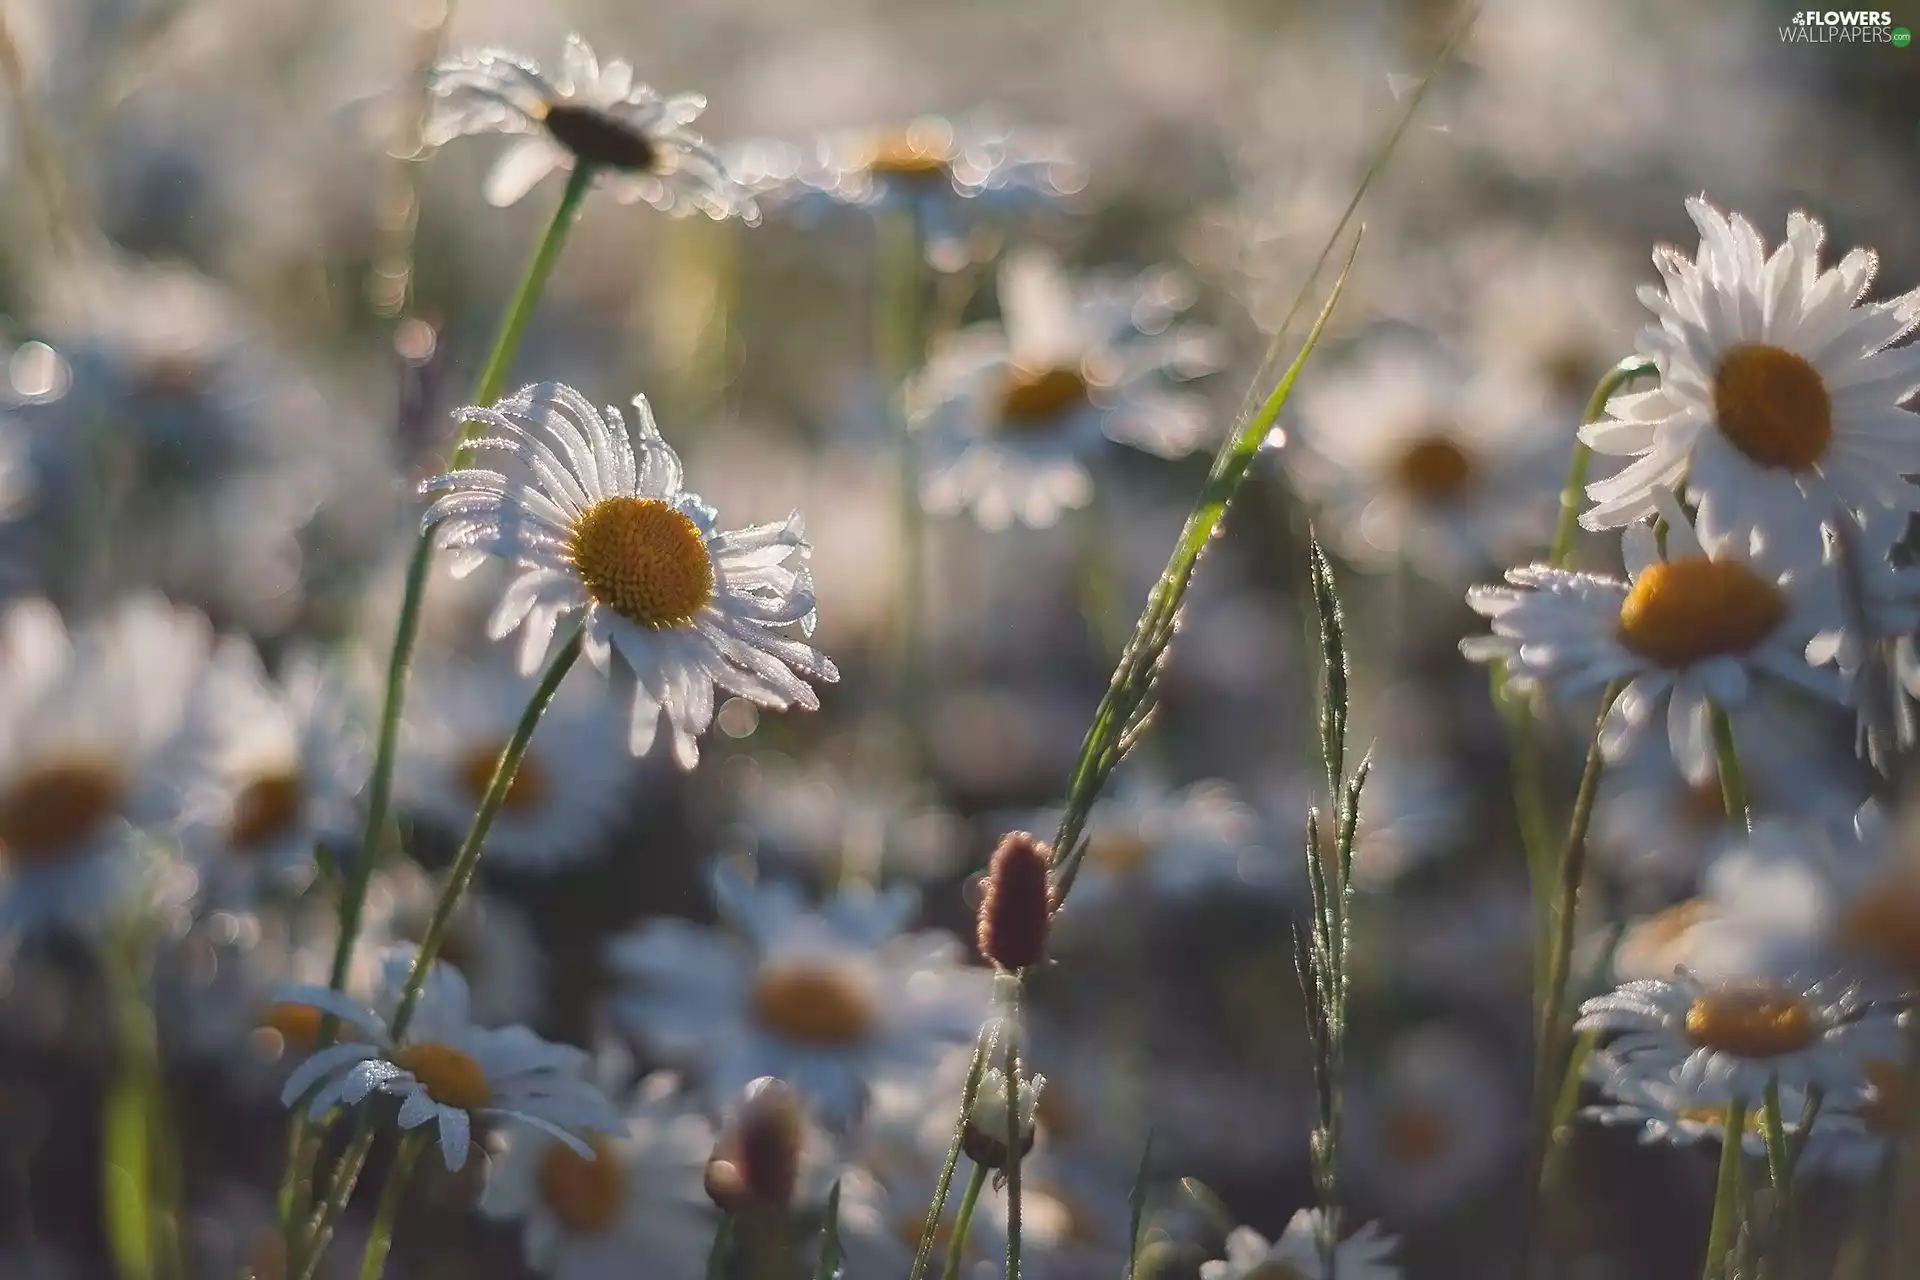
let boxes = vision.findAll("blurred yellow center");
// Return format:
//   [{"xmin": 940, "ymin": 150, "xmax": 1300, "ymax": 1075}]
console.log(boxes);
[
  {"xmin": 539, "ymin": 1134, "xmax": 625, "ymax": 1232},
  {"xmin": 1616, "ymin": 556, "xmax": 1787, "ymax": 667},
  {"xmin": 454, "ymin": 742, "xmax": 549, "ymax": 814},
  {"xmin": 1392, "ymin": 435, "xmax": 1475, "ymax": 502},
  {"xmin": 1712, "ymin": 344, "xmax": 1832, "ymax": 471},
  {"xmin": 537, "ymin": 102, "xmax": 659, "ymax": 172},
  {"xmin": 1840, "ymin": 874, "xmax": 1920, "ymax": 977},
  {"xmin": 1243, "ymin": 1264, "xmax": 1311, "ymax": 1280},
  {"xmin": 1087, "ymin": 829, "xmax": 1152, "ymax": 876},
  {"xmin": 999, "ymin": 365, "xmax": 1088, "ymax": 429},
  {"xmin": 1683, "ymin": 985, "xmax": 1819, "ymax": 1058},
  {"xmin": 394, "ymin": 1042, "xmax": 491, "ymax": 1110},
  {"xmin": 751, "ymin": 961, "xmax": 877, "ymax": 1046},
  {"xmin": 0, "ymin": 758, "xmax": 124, "ymax": 865},
  {"xmin": 570, "ymin": 496, "xmax": 714, "ymax": 630},
  {"xmin": 866, "ymin": 132, "xmax": 950, "ymax": 177},
  {"xmin": 229, "ymin": 771, "xmax": 306, "ymax": 850},
  {"xmin": 1384, "ymin": 1104, "xmax": 1449, "ymax": 1165},
  {"xmin": 1676, "ymin": 1105, "xmax": 1766, "ymax": 1135},
  {"xmin": 1860, "ymin": 1059, "xmax": 1904, "ymax": 1134}
]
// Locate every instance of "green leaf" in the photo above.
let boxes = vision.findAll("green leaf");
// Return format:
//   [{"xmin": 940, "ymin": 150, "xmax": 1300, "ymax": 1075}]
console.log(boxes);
[
  {"xmin": 1126, "ymin": 1130, "xmax": 1155, "ymax": 1280},
  {"xmin": 813, "ymin": 1177, "xmax": 844, "ymax": 1280}
]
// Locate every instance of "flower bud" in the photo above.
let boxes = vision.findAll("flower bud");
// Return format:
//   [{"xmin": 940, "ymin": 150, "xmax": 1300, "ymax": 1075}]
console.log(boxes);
[
  {"xmin": 962, "ymin": 1065, "xmax": 1044, "ymax": 1171},
  {"xmin": 705, "ymin": 1077, "xmax": 804, "ymax": 1213},
  {"xmin": 976, "ymin": 831, "xmax": 1053, "ymax": 970}
]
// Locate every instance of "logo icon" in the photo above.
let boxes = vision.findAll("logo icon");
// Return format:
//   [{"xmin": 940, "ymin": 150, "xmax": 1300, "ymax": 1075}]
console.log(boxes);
[{"xmin": 1896, "ymin": 25, "xmax": 1913, "ymax": 44}]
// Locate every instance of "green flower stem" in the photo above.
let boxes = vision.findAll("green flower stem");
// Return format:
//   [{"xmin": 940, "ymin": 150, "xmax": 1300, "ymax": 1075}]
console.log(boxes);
[
  {"xmin": 1885, "ymin": 1010, "xmax": 1920, "ymax": 1277},
  {"xmin": 1517, "ymin": 679, "xmax": 1624, "ymax": 1278},
  {"xmin": 282, "ymin": 164, "xmax": 596, "ymax": 1246},
  {"xmin": 876, "ymin": 205, "xmax": 926, "ymax": 751},
  {"xmin": 909, "ymin": 1018, "xmax": 1001, "ymax": 1280},
  {"xmin": 1003, "ymin": 996, "xmax": 1024, "ymax": 1280},
  {"xmin": 357, "ymin": 1130, "xmax": 425, "ymax": 1280},
  {"xmin": 1547, "ymin": 355, "xmax": 1658, "ymax": 571},
  {"xmin": 1703, "ymin": 1097, "xmax": 1748, "ymax": 1280},
  {"xmin": 705, "ymin": 1213, "xmax": 734, "ymax": 1280},
  {"xmin": 940, "ymin": 1165, "xmax": 990, "ymax": 1280},
  {"xmin": 292, "ymin": 625, "xmax": 585, "ymax": 1277},
  {"xmin": 103, "ymin": 928, "xmax": 185, "ymax": 1280},
  {"xmin": 1709, "ymin": 704, "xmax": 1751, "ymax": 834},
  {"xmin": 1762, "ymin": 1075, "xmax": 1797, "ymax": 1270}
]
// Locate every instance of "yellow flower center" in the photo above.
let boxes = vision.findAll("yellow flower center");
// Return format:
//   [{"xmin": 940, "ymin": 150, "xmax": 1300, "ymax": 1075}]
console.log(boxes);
[
  {"xmin": 1712, "ymin": 343, "xmax": 1833, "ymax": 472},
  {"xmin": 1244, "ymin": 1264, "xmax": 1311, "ymax": 1280},
  {"xmin": 454, "ymin": 741, "xmax": 549, "ymax": 814},
  {"xmin": 1392, "ymin": 434, "xmax": 1476, "ymax": 503},
  {"xmin": 228, "ymin": 771, "xmax": 306, "ymax": 850},
  {"xmin": 750, "ymin": 960, "xmax": 878, "ymax": 1047},
  {"xmin": 539, "ymin": 1134, "xmax": 625, "ymax": 1233},
  {"xmin": 998, "ymin": 365, "xmax": 1090, "ymax": 431},
  {"xmin": 254, "ymin": 1001, "xmax": 366, "ymax": 1058},
  {"xmin": 1683, "ymin": 984, "xmax": 1820, "ymax": 1058},
  {"xmin": 1087, "ymin": 829, "xmax": 1152, "ymax": 876},
  {"xmin": 393, "ymin": 1042, "xmax": 491, "ymax": 1111},
  {"xmin": 0, "ymin": 758, "xmax": 125, "ymax": 865},
  {"xmin": 569, "ymin": 496, "xmax": 715, "ymax": 630},
  {"xmin": 1860, "ymin": 1059, "xmax": 1904, "ymax": 1134},
  {"xmin": 1616, "ymin": 556, "xmax": 1788, "ymax": 667},
  {"xmin": 1676, "ymin": 1105, "xmax": 1767, "ymax": 1135},
  {"xmin": 536, "ymin": 102, "xmax": 659, "ymax": 172},
  {"xmin": 1383, "ymin": 1103, "xmax": 1449, "ymax": 1166},
  {"xmin": 866, "ymin": 130, "xmax": 951, "ymax": 178},
  {"xmin": 1840, "ymin": 873, "xmax": 1920, "ymax": 978}
]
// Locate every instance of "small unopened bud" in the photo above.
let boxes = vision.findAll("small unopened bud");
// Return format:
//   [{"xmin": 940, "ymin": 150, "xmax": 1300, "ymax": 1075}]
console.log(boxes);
[
  {"xmin": 705, "ymin": 1077, "xmax": 804, "ymax": 1213},
  {"xmin": 962, "ymin": 1065, "xmax": 1045, "ymax": 1171},
  {"xmin": 977, "ymin": 831, "xmax": 1053, "ymax": 970}
]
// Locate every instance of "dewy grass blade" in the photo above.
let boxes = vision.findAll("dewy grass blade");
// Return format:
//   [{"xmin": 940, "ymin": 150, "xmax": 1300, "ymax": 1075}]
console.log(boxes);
[
  {"xmin": 908, "ymin": 1020, "xmax": 1000, "ymax": 1280},
  {"xmin": 1126, "ymin": 1130, "xmax": 1155, "ymax": 1280},
  {"xmin": 812, "ymin": 1177, "xmax": 844, "ymax": 1280}
]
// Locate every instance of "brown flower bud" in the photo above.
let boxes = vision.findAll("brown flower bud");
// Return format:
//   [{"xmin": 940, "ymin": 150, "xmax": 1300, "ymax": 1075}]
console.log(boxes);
[
  {"xmin": 976, "ymin": 831, "xmax": 1053, "ymax": 970},
  {"xmin": 705, "ymin": 1077, "xmax": 804, "ymax": 1213}
]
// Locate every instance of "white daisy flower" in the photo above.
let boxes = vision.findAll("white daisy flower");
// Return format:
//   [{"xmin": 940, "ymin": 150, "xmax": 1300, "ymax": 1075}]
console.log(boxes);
[
  {"xmin": 1794, "ymin": 1054, "xmax": 1903, "ymax": 1178},
  {"xmin": 398, "ymin": 654, "xmax": 633, "ymax": 870},
  {"xmin": 420, "ymin": 382, "xmax": 838, "ymax": 770},
  {"xmin": 602, "ymin": 863, "xmax": 990, "ymax": 1122},
  {"xmin": 1283, "ymin": 340, "xmax": 1562, "ymax": 581},
  {"xmin": 480, "ymin": 1072, "xmax": 717, "ymax": 1280},
  {"xmin": 1462, "ymin": 490, "xmax": 1845, "ymax": 786},
  {"xmin": 424, "ymin": 33, "xmax": 755, "ymax": 220},
  {"xmin": 0, "ymin": 595, "xmax": 212, "ymax": 938},
  {"xmin": 1581, "ymin": 1052, "xmax": 1820, "ymax": 1158},
  {"xmin": 276, "ymin": 946, "xmax": 621, "ymax": 1172},
  {"xmin": 1590, "ymin": 698, "xmax": 1868, "ymax": 904},
  {"xmin": 913, "ymin": 248, "xmax": 1221, "ymax": 530},
  {"xmin": 173, "ymin": 643, "xmax": 366, "ymax": 907},
  {"xmin": 1342, "ymin": 1023, "xmax": 1523, "ymax": 1225},
  {"xmin": 1806, "ymin": 508, "xmax": 1920, "ymax": 771},
  {"xmin": 1580, "ymin": 198, "xmax": 1920, "ymax": 569},
  {"xmin": 1200, "ymin": 1211, "xmax": 1400, "ymax": 1280},
  {"xmin": 1576, "ymin": 971, "xmax": 1890, "ymax": 1106}
]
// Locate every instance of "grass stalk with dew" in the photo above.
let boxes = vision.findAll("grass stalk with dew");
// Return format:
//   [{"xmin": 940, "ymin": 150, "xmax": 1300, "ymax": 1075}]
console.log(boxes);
[
  {"xmin": 1003, "ymin": 1001, "xmax": 1024, "ymax": 1280},
  {"xmin": 288, "ymin": 625, "xmax": 586, "ymax": 1279},
  {"xmin": 1126, "ymin": 1131, "xmax": 1155, "ymax": 1280},
  {"xmin": 878, "ymin": 204, "xmax": 928, "ymax": 755},
  {"xmin": 103, "ymin": 918, "xmax": 185, "ymax": 1280},
  {"xmin": 1710, "ymin": 705, "xmax": 1752, "ymax": 834},
  {"xmin": 1702, "ymin": 1097, "xmax": 1747, "ymax": 1280},
  {"xmin": 812, "ymin": 1177, "xmax": 844, "ymax": 1280},
  {"xmin": 356, "ymin": 1129, "xmax": 425, "ymax": 1280},
  {"xmin": 941, "ymin": 1166, "xmax": 990, "ymax": 1280},
  {"xmin": 1294, "ymin": 534, "xmax": 1369, "ymax": 1274},
  {"xmin": 278, "ymin": 160, "xmax": 598, "ymax": 1252},
  {"xmin": 908, "ymin": 1015, "xmax": 1002, "ymax": 1280}
]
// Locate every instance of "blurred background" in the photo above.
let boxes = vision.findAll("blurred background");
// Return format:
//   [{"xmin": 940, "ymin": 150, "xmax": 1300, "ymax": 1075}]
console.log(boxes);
[{"xmin": 0, "ymin": 0, "xmax": 1915, "ymax": 1277}]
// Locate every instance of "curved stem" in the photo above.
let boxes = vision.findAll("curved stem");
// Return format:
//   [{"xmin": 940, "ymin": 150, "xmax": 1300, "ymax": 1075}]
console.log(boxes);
[
  {"xmin": 1709, "ymin": 704, "xmax": 1751, "ymax": 834},
  {"xmin": 1517, "ymin": 679, "xmax": 1624, "ymax": 1277},
  {"xmin": 1761, "ymin": 1074, "xmax": 1796, "ymax": 1270},
  {"xmin": 876, "ymin": 206, "xmax": 925, "ymax": 753},
  {"xmin": 1702, "ymin": 1097, "xmax": 1748, "ymax": 1280},
  {"xmin": 357, "ymin": 1130, "xmax": 425, "ymax": 1280},
  {"xmin": 1003, "ymin": 998, "xmax": 1023, "ymax": 1280},
  {"xmin": 939, "ymin": 1165, "xmax": 989, "ymax": 1280},
  {"xmin": 1548, "ymin": 355, "xmax": 1658, "ymax": 570},
  {"xmin": 909, "ymin": 1022, "xmax": 999, "ymax": 1280}
]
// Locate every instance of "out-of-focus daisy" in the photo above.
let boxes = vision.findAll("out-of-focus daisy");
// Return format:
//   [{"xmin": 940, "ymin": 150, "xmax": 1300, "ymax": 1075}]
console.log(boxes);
[
  {"xmin": 1029, "ymin": 776, "xmax": 1286, "ymax": 922},
  {"xmin": 1590, "ymin": 698, "xmax": 1867, "ymax": 902},
  {"xmin": 602, "ymin": 863, "xmax": 990, "ymax": 1121},
  {"xmin": 740, "ymin": 116, "xmax": 1081, "ymax": 265},
  {"xmin": 0, "ymin": 595, "xmax": 211, "ymax": 938},
  {"xmin": 1343, "ymin": 1023, "xmax": 1522, "ymax": 1225},
  {"xmin": 1272, "ymin": 749, "xmax": 1472, "ymax": 891},
  {"xmin": 1582, "ymin": 1052, "xmax": 1817, "ymax": 1158},
  {"xmin": 174, "ymin": 643, "xmax": 365, "ymax": 907},
  {"xmin": 185, "ymin": 1180, "xmax": 371, "ymax": 1280},
  {"xmin": 421, "ymin": 382, "xmax": 838, "ymax": 769},
  {"xmin": 913, "ymin": 248, "xmax": 1220, "ymax": 530},
  {"xmin": 1797, "ymin": 1054, "xmax": 1903, "ymax": 1177},
  {"xmin": 1463, "ymin": 490, "xmax": 1844, "ymax": 786},
  {"xmin": 425, "ymin": 34, "xmax": 754, "ymax": 219},
  {"xmin": 375, "ymin": 858, "xmax": 545, "ymax": 1027},
  {"xmin": 1805, "ymin": 508, "xmax": 1920, "ymax": 771},
  {"xmin": 723, "ymin": 752, "xmax": 967, "ymax": 884},
  {"xmin": 481, "ymin": 1073, "xmax": 717, "ymax": 1279},
  {"xmin": 1200, "ymin": 1211, "xmax": 1400, "ymax": 1280},
  {"xmin": 398, "ymin": 654, "xmax": 632, "ymax": 870},
  {"xmin": 1283, "ymin": 340, "xmax": 1560, "ymax": 581},
  {"xmin": 1576, "ymin": 971, "xmax": 1888, "ymax": 1106},
  {"xmin": 277, "ymin": 947, "xmax": 621, "ymax": 1171},
  {"xmin": 1581, "ymin": 199, "xmax": 1920, "ymax": 569}
]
